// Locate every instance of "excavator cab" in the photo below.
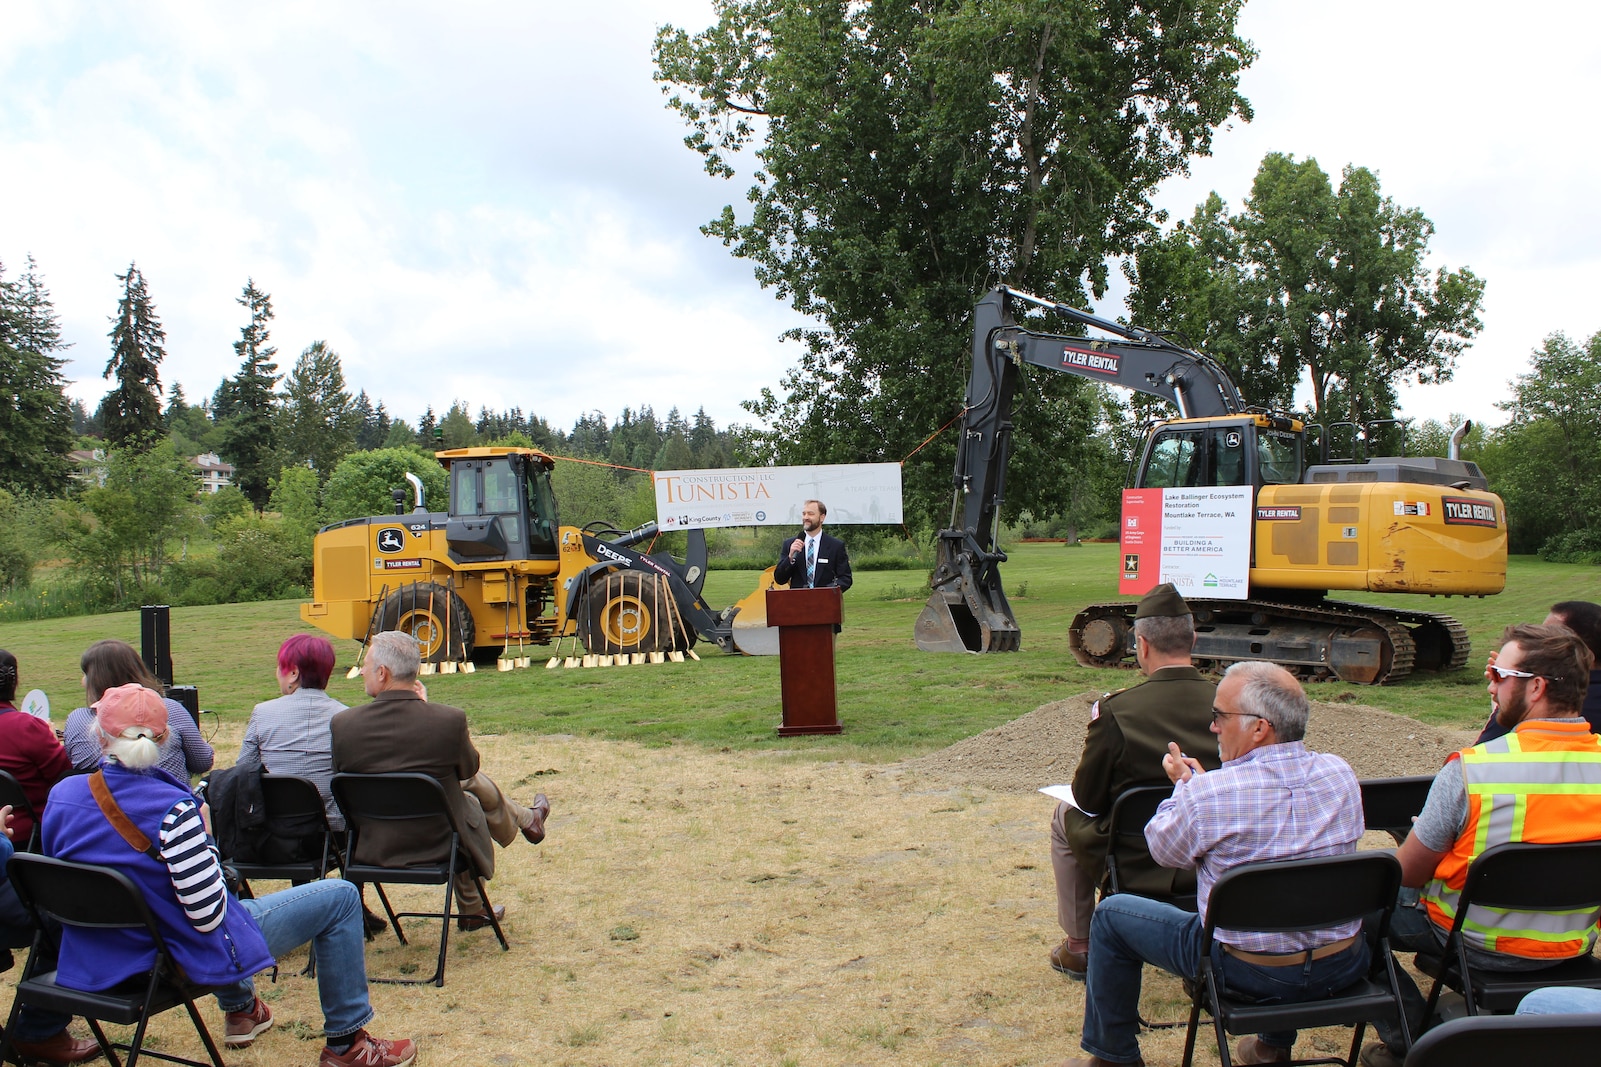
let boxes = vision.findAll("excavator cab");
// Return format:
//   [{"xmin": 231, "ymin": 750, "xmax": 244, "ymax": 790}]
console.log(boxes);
[{"xmin": 1136, "ymin": 417, "xmax": 1304, "ymax": 491}]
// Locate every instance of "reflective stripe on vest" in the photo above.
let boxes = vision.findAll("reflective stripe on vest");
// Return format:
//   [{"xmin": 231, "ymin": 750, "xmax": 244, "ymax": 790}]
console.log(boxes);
[{"xmin": 1422, "ymin": 722, "xmax": 1601, "ymax": 959}]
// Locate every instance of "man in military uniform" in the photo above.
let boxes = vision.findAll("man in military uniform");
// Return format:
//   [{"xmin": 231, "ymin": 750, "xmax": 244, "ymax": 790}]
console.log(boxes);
[{"xmin": 1048, "ymin": 583, "xmax": 1220, "ymax": 979}]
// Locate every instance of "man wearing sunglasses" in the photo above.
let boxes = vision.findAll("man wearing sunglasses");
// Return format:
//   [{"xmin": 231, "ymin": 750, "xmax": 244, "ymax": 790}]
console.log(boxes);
[
  {"xmin": 1361, "ymin": 623, "xmax": 1601, "ymax": 1067},
  {"xmin": 1065, "ymin": 661, "xmax": 1366, "ymax": 1067},
  {"xmin": 1475, "ymin": 600, "xmax": 1601, "ymax": 743},
  {"xmin": 1047, "ymin": 583, "xmax": 1219, "ymax": 982}
]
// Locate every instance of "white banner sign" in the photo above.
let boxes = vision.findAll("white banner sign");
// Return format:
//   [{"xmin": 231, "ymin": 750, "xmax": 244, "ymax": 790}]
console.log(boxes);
[
  {"xmin": 1157, "ymin": 486, "xmax": 1252, "ymax": 600},
  {"xmin": 653, "ymin": 463, "xmax": 904, "ymax": 530}
]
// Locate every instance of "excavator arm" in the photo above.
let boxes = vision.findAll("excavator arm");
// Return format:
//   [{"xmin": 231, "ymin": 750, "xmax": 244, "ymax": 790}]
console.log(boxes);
[{"xmin": 916, "ymin": 288, "xmax": 1243, "ymax": 653}]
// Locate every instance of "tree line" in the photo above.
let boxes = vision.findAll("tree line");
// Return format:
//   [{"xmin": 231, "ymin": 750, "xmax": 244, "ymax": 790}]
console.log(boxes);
[{"xmin": 0, "ymin": 258, "xmax": 751, "ymax": 617}]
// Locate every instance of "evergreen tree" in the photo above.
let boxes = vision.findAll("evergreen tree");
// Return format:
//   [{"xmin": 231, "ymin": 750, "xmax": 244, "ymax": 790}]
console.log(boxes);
[
  {"xmin": 415, "ymin": 406, "xmax": 438, "ymax": 447},
  {"xmin": 217, "ymin": 279, "xmax": 281, "ymax": 509},
  {"xmin": 438, "ymin": 400, "xmax": 477, "ymax": 448},
  {"xmin": 350, "ymin": 391, "xmax": 379, "ymax": 450},
  {"xmin": 278, "ymin": 340, "xmax": 357, "ymax": 479},
  {"xmin": 0, "ymin": 256, "xmax": 75, "ymax": 494},
  {"xmin": 99, "ymin": 262, "xmax": 167, "ymax": 447}
]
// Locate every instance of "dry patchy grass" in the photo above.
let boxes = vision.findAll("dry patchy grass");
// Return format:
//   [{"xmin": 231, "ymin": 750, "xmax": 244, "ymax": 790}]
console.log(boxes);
[{"xmin": 12, "ymin": 710, "xmax": 1456, "ymax": 1067}]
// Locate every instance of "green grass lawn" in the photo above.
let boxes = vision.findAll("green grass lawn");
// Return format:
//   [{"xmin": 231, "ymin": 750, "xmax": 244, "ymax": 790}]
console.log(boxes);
[{"xmin": 2, "ymin": 544, "xmax": 1591, "ymax": 760}]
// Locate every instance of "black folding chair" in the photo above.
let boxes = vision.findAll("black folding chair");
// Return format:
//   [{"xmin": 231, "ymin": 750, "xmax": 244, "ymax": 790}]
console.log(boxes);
[
  {"xmin": 1182, "ymin": 851, "xmax": 1410, "ymax": 1067},
  {"xmin": 1104, "ymin": 783, "xmax": 1196, "ymax": 910},
  {"xmin": 228, "ymin": 773, "xmax": 343, "ymax": 978},
  {"xmin": 230, "ymin": 773, "xmax": 341, "ymax": 896},
  {"xmin": 1403, "ymin": 1012, "xmax": 1601, "ymax": 1066},
  {"xmin": 331, "ymin": 772, "xmax": 508, "ymax": 987},
  {"xmin": 0, "ymin": 853, "xmax": 227, "ymax": 1067},
  {"xmin": 1358, "ymin": 776, "xmax": 1434, "ymax": 845},
  {"xmin": 1412, "ymin": 840, "xmax": 1601, "ymax": 1018},
  {"xmin": 0, "ymin": 769, "xmax": 41, "ymax": 852}
]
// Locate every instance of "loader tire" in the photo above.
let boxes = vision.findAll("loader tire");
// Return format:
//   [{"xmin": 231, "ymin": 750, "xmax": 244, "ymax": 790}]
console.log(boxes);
[
  {"xmin": 376, "ymin": 582, "xmax": 475, "ymax": 663},
  {"xmin": 580, "ymin": 571, "xmax": 674, "ymax": 655}
]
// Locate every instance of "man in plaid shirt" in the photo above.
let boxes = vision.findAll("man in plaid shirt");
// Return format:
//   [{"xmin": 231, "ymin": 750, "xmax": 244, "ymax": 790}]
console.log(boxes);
[{"xmin": 1064, "ymin": 661, "xmax": 1367, "ymax": 1067}]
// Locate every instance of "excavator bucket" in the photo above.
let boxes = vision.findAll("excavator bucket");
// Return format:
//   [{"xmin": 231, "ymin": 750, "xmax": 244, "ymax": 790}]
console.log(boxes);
[
  {"xmin": 915, "ymin": 590, "xmax": 1020, "ymax": 652},
  {"xmin": 728, "ymin": 567, "xmax": 782, "ymax": 656},
  {"xmin": 915, "ymin": 540, "xmax": 1021, "ymax": 652}
]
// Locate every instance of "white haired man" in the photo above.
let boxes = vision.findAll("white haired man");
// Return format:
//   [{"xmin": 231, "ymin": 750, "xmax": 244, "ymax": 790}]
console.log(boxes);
[
  {"xmin": 331, "ymin": 631, "xmax": 550, "ymax": 928},
  {"xmin": 1063, "ymin": 662, "xmax": 1368, "ymax": 1067}
]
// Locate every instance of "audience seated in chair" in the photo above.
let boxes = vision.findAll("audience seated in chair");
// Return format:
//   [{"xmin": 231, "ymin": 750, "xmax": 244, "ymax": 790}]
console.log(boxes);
[
  {"xmin": 0, "ymin": 648, "xmax": 73, "ymax": 847},
  {"xmin": 1048, "ymin": 583, "xmax": 1218, "ymax": 980},
  {"xmin": 330, "ymin": 630, "xmax": 550, "ymax": 931},
  {"xmin": 1062, "ymin": 662, "xmax": 1370, "ymax": 1067},
  {"xmin": 42, "ymin": 682, "xmax": 416, "ymax": 1067},
  {"xmin": 1362, "ymin": 623, "xmax": 1601, "ymax": 1067}
]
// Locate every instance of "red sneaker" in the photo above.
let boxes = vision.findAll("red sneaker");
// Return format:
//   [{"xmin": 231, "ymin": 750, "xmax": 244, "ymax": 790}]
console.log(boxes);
[
  {"xmin": 319, "ymin": 1030, "xmax": 417, "ymax": 1067},
  {"xmin": 223, "ymin": 996, "xmax": 274, "ymax": 1048}
]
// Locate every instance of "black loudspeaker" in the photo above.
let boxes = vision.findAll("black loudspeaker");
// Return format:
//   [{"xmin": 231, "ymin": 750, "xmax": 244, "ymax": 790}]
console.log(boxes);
[{"xmin": 140, "ymin": 605, "xmax": 174, "ymax": 686}]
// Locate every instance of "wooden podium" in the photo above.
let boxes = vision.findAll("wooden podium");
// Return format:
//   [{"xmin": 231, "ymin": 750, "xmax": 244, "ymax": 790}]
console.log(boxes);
[{"xmin": 766, "ymin": 586, "xmax": 843, "ymax": 736}]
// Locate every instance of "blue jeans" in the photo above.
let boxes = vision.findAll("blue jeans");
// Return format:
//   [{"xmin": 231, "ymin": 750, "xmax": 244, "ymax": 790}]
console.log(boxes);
[
  {"xmin": 1081, "ymin": 894, "xmax": 1371, "ymax": 1063},
  {"xmin": 1517, "ymin": 987, "xmax": 1601, "ymax": 1014},
  {"xmin": 215, "ymin": 880, "xmax": 374, "ymax": 1040}
]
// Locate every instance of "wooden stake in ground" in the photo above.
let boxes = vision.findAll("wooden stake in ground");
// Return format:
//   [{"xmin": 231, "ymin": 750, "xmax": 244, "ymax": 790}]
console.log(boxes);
[
  {"xmin": 418, "ymin": 582, "xmax": 436, "ymax": 676},
  {"xmin": 663, "ymin": 583, "xmax": 699, "ymax": 662}
]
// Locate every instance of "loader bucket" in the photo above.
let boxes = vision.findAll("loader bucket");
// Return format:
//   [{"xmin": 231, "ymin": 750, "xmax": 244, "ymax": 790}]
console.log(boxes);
[
  {"xmin": 728, "ymin": 567, "xmax": 782, "ymax": 656},
  {"xmin": 915, "ymin": 589, "xmax": 1020, "ymax": 652}
]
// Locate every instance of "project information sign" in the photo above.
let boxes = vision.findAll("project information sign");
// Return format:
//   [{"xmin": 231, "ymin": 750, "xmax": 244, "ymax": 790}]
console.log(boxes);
[
  {"xmin": 653, "ymin": 463, "xmax": 903, "ymax": 530},
  {"xmin": 1119, "ymin": 486, "xmax": 1252, "ymax": 599}
]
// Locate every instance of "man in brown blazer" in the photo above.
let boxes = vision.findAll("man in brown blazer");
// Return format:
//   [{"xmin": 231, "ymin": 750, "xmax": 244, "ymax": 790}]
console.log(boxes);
[
  {"xmin": 1048, "ymin": 583, "xmax": 1219, "ymax": 979},
  {"xmin": 331, "ymin": 631, "xmax": 550, "ymax": 929}
]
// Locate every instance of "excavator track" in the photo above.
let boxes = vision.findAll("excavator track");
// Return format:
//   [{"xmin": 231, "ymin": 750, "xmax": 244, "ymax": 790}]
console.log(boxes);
[{"xmin": 1069, "ymin": 597, "xmax": 1472, "ymax": 685}]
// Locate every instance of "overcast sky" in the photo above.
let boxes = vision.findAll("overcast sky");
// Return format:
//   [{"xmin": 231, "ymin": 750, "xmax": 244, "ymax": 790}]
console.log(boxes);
[{"xmin": 2, "ymin": 1, "xmax": 1596, "ymax": 443}]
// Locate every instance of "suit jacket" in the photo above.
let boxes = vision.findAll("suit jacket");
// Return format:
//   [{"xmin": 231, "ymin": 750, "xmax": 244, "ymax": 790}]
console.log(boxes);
[
  {"xmin": 328, "ymin": 688, "xmax": 495, "ymax": 878},
  {"xmin": 1063, "ymin": 665, "xmax": 1220, "ymax": 895},
  {"xmin": 773, "ymin": 531, "xmax": 852, "ymax": 592}
]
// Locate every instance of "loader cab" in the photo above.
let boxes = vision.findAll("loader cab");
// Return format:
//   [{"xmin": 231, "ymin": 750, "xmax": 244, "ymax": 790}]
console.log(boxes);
[
  {"xmin": 439, "ymin": 448, "xmax": 560, "ymax": 562},
  {"xmin": 1135, "ymin": 416, "xmax": 1304, "ymax": 491}
]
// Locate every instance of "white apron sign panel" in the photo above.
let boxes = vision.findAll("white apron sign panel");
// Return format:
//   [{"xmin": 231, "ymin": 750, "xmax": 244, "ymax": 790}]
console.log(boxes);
[
  {"xmin": 653, "ymin": 463, "xmax": 904, "ymax": 530},
  {"xmin": 1119, "ymin": 486, "xmax": 1252, "ymax": 600}
]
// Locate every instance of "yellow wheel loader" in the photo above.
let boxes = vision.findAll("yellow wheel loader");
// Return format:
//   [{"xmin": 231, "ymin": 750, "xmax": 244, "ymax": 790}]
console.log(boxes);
[
  {"xmin": 916, "ymin": 288, "xmax": 1507, "ymax": 683},
  {"xmin": 300, "ymin": 447, "xmax": 777, "ymax": 661}
]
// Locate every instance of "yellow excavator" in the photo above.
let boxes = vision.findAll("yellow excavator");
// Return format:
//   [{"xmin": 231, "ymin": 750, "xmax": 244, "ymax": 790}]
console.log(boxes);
[
  {"xmin": 915, "ymin": 288, "xmax": 1507, "ymax": 683},
  {"xmin": 299, "ymin": 447, "xmax": 778, "ymax": 661}
]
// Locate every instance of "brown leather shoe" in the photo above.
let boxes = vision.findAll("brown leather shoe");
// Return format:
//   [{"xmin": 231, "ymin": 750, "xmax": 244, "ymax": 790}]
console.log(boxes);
[
  {"xmin": 520, "ymin": 794, "xmax": 550, "ymax": 845},
  {"xmin": 1235, "ymin": 1035, "xmax": 1291, "ymax": 1063},
  {"xmin": 1058, "ymin": 1056, "xmax": 1144, "ymax": 1067},
  {"xmin": 1049, "ymin": 937, "xmax": 1088, "ymax": 980},
  {"xmin": 10, "ymin": 1030, "xmax": 103, "ymax": 1065},
  {"xmin": 457, "ymin": 903, "xmax": 506, "ymax": 931},
  {"xmin": 1359, "ymin": 1041, "xmax": 1405, "ymax": 1067}
]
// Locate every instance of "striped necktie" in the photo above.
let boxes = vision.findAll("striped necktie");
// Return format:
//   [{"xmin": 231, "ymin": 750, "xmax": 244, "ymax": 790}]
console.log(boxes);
[{"xmin": 806, "ymin": 539, "xmax": 816, "ymax": 586}]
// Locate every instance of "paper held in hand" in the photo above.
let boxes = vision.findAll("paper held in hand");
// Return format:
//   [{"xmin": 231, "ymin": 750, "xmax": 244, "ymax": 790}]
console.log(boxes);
[{"xmin": 1038, "ymin": 784, "xmax": 1098, "ymax": 818}]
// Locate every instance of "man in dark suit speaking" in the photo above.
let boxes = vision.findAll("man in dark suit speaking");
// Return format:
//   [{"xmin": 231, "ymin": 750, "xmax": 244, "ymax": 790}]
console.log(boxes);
[{"xmin": 773, "ymin": 499, "xmax": 853, "ymax": 595}]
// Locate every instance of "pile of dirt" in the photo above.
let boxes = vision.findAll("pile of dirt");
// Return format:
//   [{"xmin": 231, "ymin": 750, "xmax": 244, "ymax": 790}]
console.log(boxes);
[{"xmin": 901, "ymin": 690, "xmax": 1477, "ymax": 793}]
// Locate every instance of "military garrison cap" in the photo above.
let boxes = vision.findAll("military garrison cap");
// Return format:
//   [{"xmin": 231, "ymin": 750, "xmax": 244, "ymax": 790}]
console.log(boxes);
[{"xmin": 1135, "ymin": 582, "xmax": 1190, "ymax": 619}]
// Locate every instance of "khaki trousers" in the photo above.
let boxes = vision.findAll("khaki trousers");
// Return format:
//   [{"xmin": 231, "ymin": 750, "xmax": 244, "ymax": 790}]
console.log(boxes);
[
  {"xmin": 454, "ymin": 772, "xmax": 534, "ymax": 912},
  {"xmin": 1050, "ymin": 800, "xmax": 1099, "ymax": 941}
]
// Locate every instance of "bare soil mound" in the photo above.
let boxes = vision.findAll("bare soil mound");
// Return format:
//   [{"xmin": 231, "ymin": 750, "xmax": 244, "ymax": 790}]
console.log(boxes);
[{"xmin": 902, "ymin": 690, "xmax": 1477, "ymax": 792}]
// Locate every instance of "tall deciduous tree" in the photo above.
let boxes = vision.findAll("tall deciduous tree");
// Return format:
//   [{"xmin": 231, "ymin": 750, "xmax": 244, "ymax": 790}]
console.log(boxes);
[
  {"xmin": 99, "ymin": 262, "xmax": 167, "ymax": 447},
  {"xmin": 218, "ymin": 279, "xmax": 281, "ymax": 509},
  {"xmin": 1480, "ymin": 331, "xmax": 1601, "ymax": 558},
  {"xmin": 0, "ymin": 256, "xmax": 75, "ymax": 494},
  {"xmin": 1125, "ymin": 153, "xmax": 1486, "ymax": 426},
  {"xmin": 655, "ymin": 0, "xmax": 1255, "ymax": 523},
  {"xmin": 279, "ymin": 340, "xmax": 357, "ymax": 479}
]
